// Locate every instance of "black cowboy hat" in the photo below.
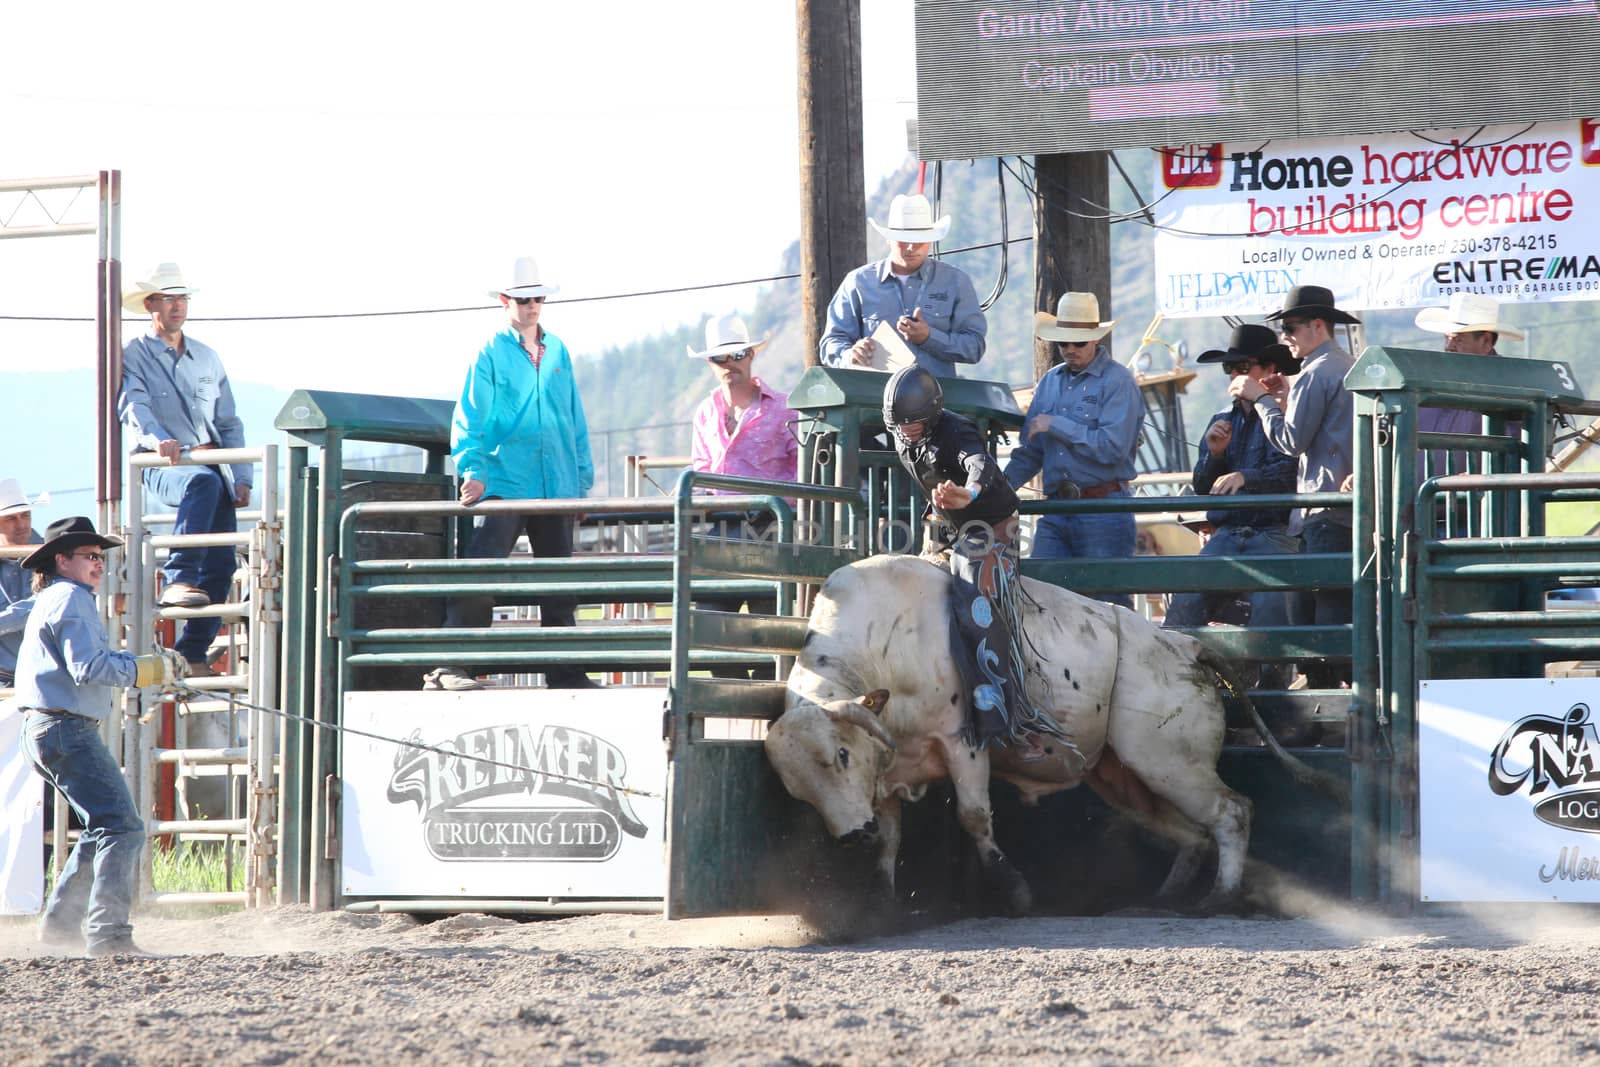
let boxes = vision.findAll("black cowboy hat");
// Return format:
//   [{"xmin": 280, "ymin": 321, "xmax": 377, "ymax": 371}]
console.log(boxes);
[
  {"xmin": 1196, "ymin": 323, "xmax": 1302, "ymax": 375},
  {"xmin": 1264, "ymin": 284, "xmax": 1361, "ymax": 326},
  {"xmin": 22, "ymin": 516, "xmax": 124, "ymax": 571}
]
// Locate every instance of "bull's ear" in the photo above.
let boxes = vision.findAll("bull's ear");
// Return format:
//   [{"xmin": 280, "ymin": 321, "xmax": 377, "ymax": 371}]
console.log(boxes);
[{"xmin": 861, "ymin": 689, "xmax": 891, "ymax": 715}]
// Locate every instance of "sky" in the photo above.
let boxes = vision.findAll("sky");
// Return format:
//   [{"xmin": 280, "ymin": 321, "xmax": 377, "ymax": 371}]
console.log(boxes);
[{"xmin": 0, "ymin": 0, "xmax": 921, "ymax": 401}]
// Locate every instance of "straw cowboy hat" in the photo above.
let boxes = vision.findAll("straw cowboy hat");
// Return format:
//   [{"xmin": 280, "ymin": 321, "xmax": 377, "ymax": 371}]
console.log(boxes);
[
  {"xmin": 489, "ymin": 256, "xmax": 560, "ymax": 301},
  {"xmin": 686, "ymin": 313, "xmax": 770, "ymax": 359},
  {"xmin": 1139, "ymin": 517, "xmax": 1199, "ymax": 556},
  {"xmin": 1196, "ymin": 323, "xmax": 1302, "ymax": 376},
  {"xmin": 0, "ymin": 478, "xmax": 31, "ymax": 517},
  {"xmin": 1265, "ymin": 283, "xmax": 1361, "ymax": 325},
  {"xmin": 869, "ymin": 194, "xmax": 952, "ymax": 244},
  {"xmin": 122, "ymin": 262, "xmax": 197, "ymax": 314},
  {"xmin": 1414, "ymin": 292, "xmax": 1525, "ymax": 341},
  {"xmin": 22, "ymin": 516, "xmax": 123, "ymax": 571},
  {"xmin": 1035, "ymin": 292, "xmax": 1116, "ymax": 343}
]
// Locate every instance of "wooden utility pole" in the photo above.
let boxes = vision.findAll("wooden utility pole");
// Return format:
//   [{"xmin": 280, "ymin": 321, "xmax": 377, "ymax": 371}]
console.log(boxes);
[
  {"xmin": 796, "ymin": 0, "xmax": 866, "ymax": 369},
  {"xmin": 1032, "ymin": 152, "xmax": 1112, "ymax": 381}
]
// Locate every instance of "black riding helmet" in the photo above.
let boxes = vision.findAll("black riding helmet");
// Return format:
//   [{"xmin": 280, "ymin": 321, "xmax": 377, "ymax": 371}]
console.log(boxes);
[{"xmin": 882, "ymin": 365, "xmax": 944, "ymax": 444}]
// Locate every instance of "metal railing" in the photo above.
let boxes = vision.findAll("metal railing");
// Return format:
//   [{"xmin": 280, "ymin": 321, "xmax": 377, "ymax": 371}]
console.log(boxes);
[{"xmin": 125, "ymin": 445, "xmax": 282, "ymax": 908}]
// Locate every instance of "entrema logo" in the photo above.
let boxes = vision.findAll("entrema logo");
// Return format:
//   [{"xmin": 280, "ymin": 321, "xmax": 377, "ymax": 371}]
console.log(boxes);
[
  {"xmin": 1160, "ymin": 144, "xmax": 1223, "ymax": 189},
  {"xmin": 1487, "ymin": 702, "xmax": 1600, "ymax": 833}
]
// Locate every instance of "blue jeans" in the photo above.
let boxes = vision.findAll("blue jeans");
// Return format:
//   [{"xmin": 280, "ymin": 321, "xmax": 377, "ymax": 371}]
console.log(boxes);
[
  {"xmin": 22, "ymin": 712, "xmax": 145, "ymax": 950},
  {"xmin": 1030, "ymin": 496, "xmax": 1137, "ymax": 609},
  {"xmin": 1292, "ymin": 516, "xmax": 1354, "ymax": 688},
  {"xmin": 144, "ymin": 464, "xmax": 238, "ymax": 662},
  {"xmin": 1164, "ymin": 524, "xmax": 1299, "ymax": 629},
  {"xmin": 444, "ymin": 506, "xmax": 585, "ymax": 685}
]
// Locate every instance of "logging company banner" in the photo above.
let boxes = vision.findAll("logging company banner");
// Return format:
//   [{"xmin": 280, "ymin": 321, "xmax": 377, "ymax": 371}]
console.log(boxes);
[{"xmin": 1151, "ymin": 119, "xmax": 1600, "ymax": 317}]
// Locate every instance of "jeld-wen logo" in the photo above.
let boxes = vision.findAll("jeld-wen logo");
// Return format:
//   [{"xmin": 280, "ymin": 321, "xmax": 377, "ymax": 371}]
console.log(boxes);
[
  {"xmin": 387, "ymin": 724, "xmax": 648, "ymax": 862},
  {"xmin": 1488, "ymin": 702, "xmax": 1600, "ymax": 833}
]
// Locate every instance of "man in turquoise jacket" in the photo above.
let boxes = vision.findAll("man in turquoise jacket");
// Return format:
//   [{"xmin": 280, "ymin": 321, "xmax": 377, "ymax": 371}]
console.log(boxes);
[{"xmin": 426, "ymin": 257, "xmax": 597, "ymax": 691}]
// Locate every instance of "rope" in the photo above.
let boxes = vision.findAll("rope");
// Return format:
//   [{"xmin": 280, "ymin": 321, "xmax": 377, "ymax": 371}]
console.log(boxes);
[{"xmin": 168, "ymin": 681, "xmax": 662, "ymax": 801}]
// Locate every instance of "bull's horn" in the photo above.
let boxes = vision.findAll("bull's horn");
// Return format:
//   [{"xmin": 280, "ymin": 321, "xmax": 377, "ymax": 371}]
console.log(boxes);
[{"xmin": 826, "ymin": 702, "xmax": 896, "ymax": 750}]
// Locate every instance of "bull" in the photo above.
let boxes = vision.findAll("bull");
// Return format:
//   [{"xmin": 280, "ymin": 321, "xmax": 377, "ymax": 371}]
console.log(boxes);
[{"xmin": 765, "ymin": 554, "xmax": 1326, "ymax": 913}]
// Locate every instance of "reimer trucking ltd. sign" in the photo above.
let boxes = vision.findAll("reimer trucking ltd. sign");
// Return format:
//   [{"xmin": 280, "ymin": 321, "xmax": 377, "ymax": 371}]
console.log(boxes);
[
  {"xmin": 1419, "ymin": 678, "xmax": 1600, "ymax": 902},
  {"xmin": 341, "ymin": 689, "xmax": 667, "ymax": 900},
  {"xmin": 1151, "ymin": 119, "xmax": 1600, "ymax": 318}
]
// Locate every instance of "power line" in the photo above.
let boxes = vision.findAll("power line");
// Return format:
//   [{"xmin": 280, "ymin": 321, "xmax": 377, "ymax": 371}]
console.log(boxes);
[{"xmin": 0, "ymin": 237, "xmax": 1026, "ymax": 326}]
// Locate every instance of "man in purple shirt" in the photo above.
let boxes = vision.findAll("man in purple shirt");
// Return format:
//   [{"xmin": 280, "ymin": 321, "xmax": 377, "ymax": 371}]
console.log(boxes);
[{"xmin": 1413, "ymin": 292, "xmax": 1525, "ymax": 477}]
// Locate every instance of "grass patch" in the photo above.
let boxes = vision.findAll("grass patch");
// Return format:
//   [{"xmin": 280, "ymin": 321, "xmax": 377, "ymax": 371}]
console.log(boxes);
[{"xmin": 151, "ymin": 840, "xmax": 245, "ymax": 895}]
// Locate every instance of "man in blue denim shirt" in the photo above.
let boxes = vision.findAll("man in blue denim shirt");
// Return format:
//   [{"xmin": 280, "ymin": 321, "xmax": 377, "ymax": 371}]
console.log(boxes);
[
  {"xmin": 15, "ymin": 517, "xmax": 186, "ymax": 956},
  {"xmin": 118, "ymin": 263, "xmax": 251, "ymax": 672},
  {"xmin": 1004, "ymin": 293, "xmax": 1144, "ymax": 607},
  {"xmin": 819, "ymin": 194, "xmax": 987, "ymax": 377},
  {"xmin": 1164, "ymin": 325, "xmax": 1300, "ymax": 645},
  {"xmin": 0, "ymin": 478, "xmax": 39, "ymax": 686}
]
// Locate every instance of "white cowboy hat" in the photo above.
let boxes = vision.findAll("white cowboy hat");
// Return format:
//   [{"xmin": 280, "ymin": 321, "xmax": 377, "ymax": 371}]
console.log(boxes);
[
  {"xmin": 122, "ymin": 262, "xmax": 197, "ymax": 314},
  {"xmin": 0, "ymin": 478, "xmax": 31, "ymax": 517},
  {"xmin": 1035, "ymin": 292, "xmax": 1116, "ymax": 343},
  {"xmin": 868, "ymin": 194, "xmax": 952, "ymax": 244},
  {"xmin": 489, "ymin": 256, "xmax": 560, "ymax": 301},
  {"xmin": 686, "ymin": 313, "xmax": 770, "ymax": 359},
  {"xmin": 1414, "ymin": 292, "xmax": 1525, "ymax": 341}
]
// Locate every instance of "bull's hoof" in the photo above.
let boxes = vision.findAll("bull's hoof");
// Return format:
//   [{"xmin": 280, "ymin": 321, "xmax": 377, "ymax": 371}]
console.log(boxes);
[
  {"xmin": 1193, "ymin": 889, "xmax": 1244, "ymax": 916},
  {"xmin": 982, "ymin": 851, "xmax": 1033, "ymax": 915}
]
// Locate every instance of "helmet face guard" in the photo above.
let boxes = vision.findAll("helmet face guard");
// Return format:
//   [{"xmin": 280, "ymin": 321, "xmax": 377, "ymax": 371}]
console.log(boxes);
[{"xmin": 882, "ymin": 366, "xmax": 944, "ymax": 445}]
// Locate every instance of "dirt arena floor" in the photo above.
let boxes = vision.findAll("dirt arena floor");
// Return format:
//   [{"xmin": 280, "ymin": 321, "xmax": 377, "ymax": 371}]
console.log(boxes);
[{"xmin": 4, "ymin": 897, "xmax": 1600, "ymax": 1067}]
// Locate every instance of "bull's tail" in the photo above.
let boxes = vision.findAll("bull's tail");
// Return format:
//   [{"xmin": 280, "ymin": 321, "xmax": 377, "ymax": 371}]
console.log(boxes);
[{"xmin": 1199, "ymin": 647, "xmax": 1352, "ymax": 807}]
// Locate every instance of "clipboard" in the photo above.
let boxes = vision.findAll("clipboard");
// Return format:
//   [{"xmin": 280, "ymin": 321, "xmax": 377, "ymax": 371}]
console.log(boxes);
[{"xmin": 866, "ymin": 322, "xmax": 919, "ymax": 374}]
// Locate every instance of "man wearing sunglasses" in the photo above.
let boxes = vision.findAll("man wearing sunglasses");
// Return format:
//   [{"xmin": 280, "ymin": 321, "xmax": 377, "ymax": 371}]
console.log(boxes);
[
  {"xmin": 426, "ymin": 256, "xmax": 596, "ymax": 692},
  {"xmin": 819, "ymin": 194, "xmax": 988, "ymax": 377},
  {"xmin": 1164, "ymin": 325, "xmax": 1299, "ymax": 662},
  {"xmin": 118, "ymin": 263, "xmax": 251, "ymax": 675},
  {"xmin": 1234, "ymin": 284, "xmax": 1358, "ymax": 689},
  {"xmin": 1004, "ymin": 293, "xmax": 1144, "ymax": 608},
  {"xmin": 687, "ymin": 314, "xmax": 798, "ymax": 679},
  {"xmin": 16, "ymin": 516, "xmax": 188, "ymax": 956}
]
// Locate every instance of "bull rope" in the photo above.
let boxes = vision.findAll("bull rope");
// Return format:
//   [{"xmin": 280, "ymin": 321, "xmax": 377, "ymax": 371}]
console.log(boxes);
[{"xmin": 164, "ymin": 681, "xmax": 663, "ymax": 800}]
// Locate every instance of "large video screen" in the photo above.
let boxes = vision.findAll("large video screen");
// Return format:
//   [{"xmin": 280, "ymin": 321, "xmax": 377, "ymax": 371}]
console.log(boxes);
[{"xmin": 914, "ymin": 0, "xmax": 1600, "ymax": 158}]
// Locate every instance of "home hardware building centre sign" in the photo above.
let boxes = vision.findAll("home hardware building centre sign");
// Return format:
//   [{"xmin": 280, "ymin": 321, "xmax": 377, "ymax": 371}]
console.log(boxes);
[{"xmin": 912, "ymin": 0, "xmax": 1600, "ymax": 159}]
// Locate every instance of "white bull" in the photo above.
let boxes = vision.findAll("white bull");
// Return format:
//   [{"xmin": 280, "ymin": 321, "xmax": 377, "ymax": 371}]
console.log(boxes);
[{"xmin": 766, "ymin": 554, "xmax": 1313, "ymax": 912}]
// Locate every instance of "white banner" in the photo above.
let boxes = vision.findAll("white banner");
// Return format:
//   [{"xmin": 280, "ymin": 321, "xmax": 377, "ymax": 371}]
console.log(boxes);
[
  {"xmin": 341, "ymin": 688, "xmax": 667, "ymax": 900},
  {"xmin": 1419, "ymin": 678, "xmax": 1600, "ymax": 902},
  {"xmin": 1152, "ymin": 119, "xmax": 1600, "ymax": 317},
  {"xmin": 0, "ymin": 702, "xmax": 45, "ymax": 915}
]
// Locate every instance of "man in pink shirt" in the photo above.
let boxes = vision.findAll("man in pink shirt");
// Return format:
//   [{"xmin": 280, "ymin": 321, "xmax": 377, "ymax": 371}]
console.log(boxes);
[
  {"xmin": 688, "ymin": 314, "xmax": 798, "ymax": 678},
  {"xmin": 690, "ymin": 314, "xmax": 798, "ymax": 488}
]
